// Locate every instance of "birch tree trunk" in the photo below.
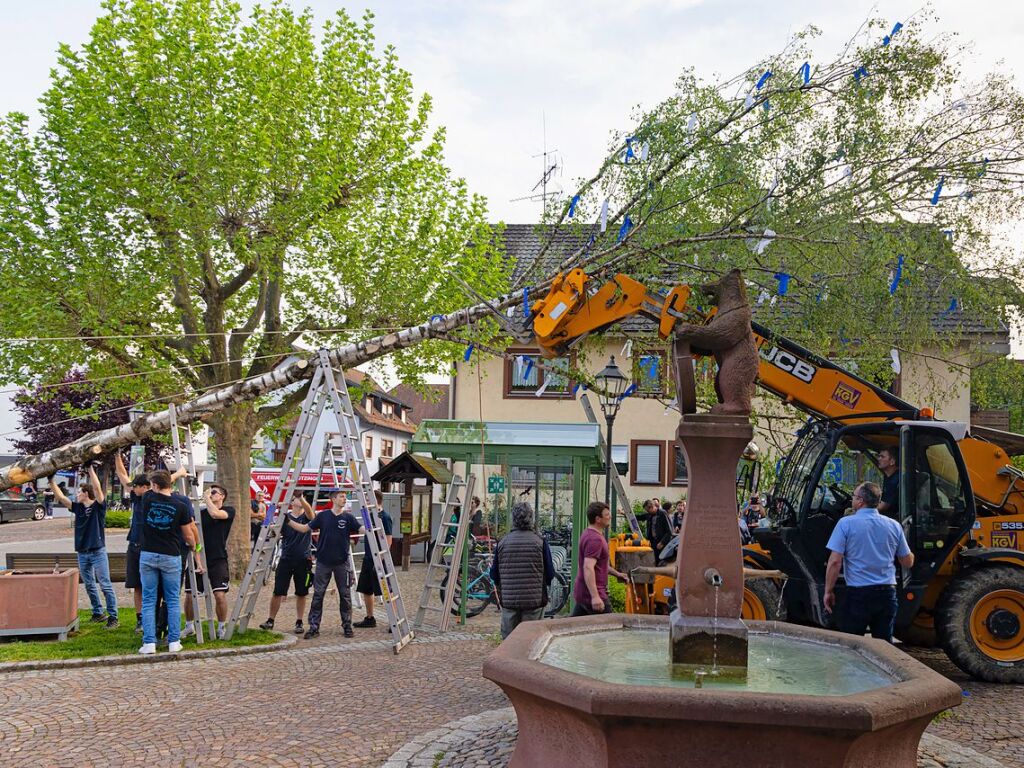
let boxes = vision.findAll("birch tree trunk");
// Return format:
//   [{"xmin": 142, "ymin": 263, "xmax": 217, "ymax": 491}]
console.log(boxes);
[{"xmin": 0, "ymin": 296, "xmax": 517, "ymax": 492}]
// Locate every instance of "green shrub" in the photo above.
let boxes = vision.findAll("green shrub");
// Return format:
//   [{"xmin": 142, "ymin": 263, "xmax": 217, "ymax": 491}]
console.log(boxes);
[
  {"xmin": 105, "ymin": 509, "xmax": 131, "ymax": 529},
  {"xmin": 607, "ymin": 577, "xmax": 626, "ymax": 613}
]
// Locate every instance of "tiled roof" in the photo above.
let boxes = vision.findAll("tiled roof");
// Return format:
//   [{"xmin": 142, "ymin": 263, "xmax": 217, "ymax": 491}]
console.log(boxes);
[
  {"xmin": 354, "ymin": 402, "xmax": 418, "ymax": 435},
  {"xmin": 499, "ymin": 223, "xmax": 1007, "ymax": 340},
  {"xmin": 388, "ymin": 383, "xmax": 450, "ymax": 421}
]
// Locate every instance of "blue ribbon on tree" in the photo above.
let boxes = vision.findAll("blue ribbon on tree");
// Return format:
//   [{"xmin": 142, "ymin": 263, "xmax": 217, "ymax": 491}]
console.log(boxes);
[
  {"xmin": 889, "ymin": 254, "xmax": 904, "ymax": 295},
  {"xmin": 945, "ymin": 298, "xmax": 959, "ymax": 314},
  {"xmin": 430, "ymin": 314, "xmax": 445, "ymax": 322},
  {"xmin": 522, "ymin": 287, "xmax": 530, "ymax": 318},
  {"xmin": 774, "ymin": 272, "xmax": 790, "ymax": 296},
  {"xmin": 942, "ymin": 230, "xmax": 954, "ymax": 240},
  {"xmin": 568, "ymin": 194, "xmax": 580, "ymax": 218},
  {"xmin": 618, "ymin": 383, "xmax": 638, "ymax": 401},
  {"xmin": 978, "ymin": 157, "xmax": 989, "ymax": 177},
  {"xmin": 799, "ymin": 62, "xmax": 811, "ymax": 84},
  {"xmin": 756, "ymin": 70, "xmax": 773, "ymax": 89},
  {"xmin": 522, "ymin": 358, "xmax": 534, "ymax": 381},
  {"xmin": 854, "ymin": 66, "xmax": 869, "ymax": 83},
  {"xmin": 625, "ymin": 137, "xmax": 635, "ymax": 162},
  {"xmin": 646, "ymin": 356, "xmax": 658, "ymax": 379},
  {"xmin": 463, "ymin": 344, "xmax": 474, "ymax": 362},
  {"xmin": 882, "ymin": 21, "xmax": 903, "ymax": 46},
  {"xmin": 931, "ymin": 176, "xmax": 945, "ymax": 205},
  {"xmin": 617, "ymin": 215, "xmax": 634, "ymax": 243}
]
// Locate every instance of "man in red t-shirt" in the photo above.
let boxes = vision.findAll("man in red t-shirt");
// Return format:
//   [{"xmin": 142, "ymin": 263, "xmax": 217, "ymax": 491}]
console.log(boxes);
[{"xmin": 571, "ymin": 501, "xmax": 626, "ymax": 616}]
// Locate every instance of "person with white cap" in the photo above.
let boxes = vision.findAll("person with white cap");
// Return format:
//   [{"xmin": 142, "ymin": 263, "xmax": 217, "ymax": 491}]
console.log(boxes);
[{"xmin": 285, "ymin": 489, "xmax": 364, "ymax": 639}]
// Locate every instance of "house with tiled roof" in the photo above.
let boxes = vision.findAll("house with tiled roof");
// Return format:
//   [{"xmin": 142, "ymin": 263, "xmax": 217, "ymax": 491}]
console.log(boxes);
[{"xmin": 449, "ymin": 224, "xmax": 1011, "ymax": 520}]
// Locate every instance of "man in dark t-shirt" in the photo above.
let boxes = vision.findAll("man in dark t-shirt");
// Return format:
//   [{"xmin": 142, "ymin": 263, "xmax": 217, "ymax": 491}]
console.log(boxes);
[
  {"xmin": 182, "ymin": 484, "xmax": 235, "ymax": 639},
  {"xmin": 353, "ymin": 490, "xmax": 394, "ymax": 630},
  {"xmin": 115, "ymin": 453, "xmax": 152, "ymax": 632},
  {"xmin": 286, "ymin": 490, "xmax": 364, "ymax": 639},
  {"xmin": 572, "ymin": 501, "xmax": 626, "ymax": 616},
  {"xmin": 877, "ymin": 447, "xmax": 900, "ymax": 520},
  {"xmin": 260, "ymin": 493, "xmax": 315, "ymax": 634},
  {"xmin": 139, "ymin": 470, "xmax": 197, "ymax": 654},
  {"xmin": 53, "ymin": 465, "xmax": 119, "ymax": 627}
]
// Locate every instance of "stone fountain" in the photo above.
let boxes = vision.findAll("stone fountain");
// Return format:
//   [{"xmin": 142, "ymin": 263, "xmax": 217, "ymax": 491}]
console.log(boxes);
[{"xmin": 483, "ymin": 270, "xmax": 961, "ymax": 768}]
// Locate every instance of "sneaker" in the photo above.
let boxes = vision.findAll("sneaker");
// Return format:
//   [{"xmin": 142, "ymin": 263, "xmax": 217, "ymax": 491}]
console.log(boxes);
[
  {"xmin": 180, "ymin": 623, "xmax": 196, "ymax": 639},
  {"xmin": 259, "ymin": 618, "xmax": 275, "ymax": 630},
  {"xmin": 293, "ymin": 621, "xmax": 304, "ymax": 635},
  {"xmin": 303, "ymin": 627, "xmax": 319, "ymax": 640},
  {"xmin": 138, "ymin": 643, "xmax": 156, "ymax": 655},
  {"xmin": 89, "ymin": 614, "xmax": 106, "ymax": 623},
  {"xmin": 105, "ymin": 616, "xmax": 119, "ymax": 629},
  {"xmin": 353, "ymin": 616, "xmax": 377, "ymax": 629},
  {"xmin": 168, "ymin": 641, "xmax": 183, "ymax": 653},
  {"xmin": 217, "ymin": 625, "xmax": 227, "ymax": 640},
  {"xmin": 343, "ymin": 625, "xmax": 354, "ymax": 638}
]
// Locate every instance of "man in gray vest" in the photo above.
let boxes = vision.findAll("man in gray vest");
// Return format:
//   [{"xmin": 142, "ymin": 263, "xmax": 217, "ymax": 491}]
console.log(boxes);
[{"xmin": 490, "ymin": 502, "xmax": 555, "ymax": 639}]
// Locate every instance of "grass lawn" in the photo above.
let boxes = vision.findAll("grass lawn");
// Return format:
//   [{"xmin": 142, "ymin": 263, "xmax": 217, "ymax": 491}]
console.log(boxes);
[{"xmin": 0, "ymin": 608, "xmax": 278, "ymax": 663}]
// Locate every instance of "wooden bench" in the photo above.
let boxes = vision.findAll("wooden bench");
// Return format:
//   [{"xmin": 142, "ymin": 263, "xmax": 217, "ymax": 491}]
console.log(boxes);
[{"xmin": 4, "ymin": 552, "xmax": 129, "ymax": 583}]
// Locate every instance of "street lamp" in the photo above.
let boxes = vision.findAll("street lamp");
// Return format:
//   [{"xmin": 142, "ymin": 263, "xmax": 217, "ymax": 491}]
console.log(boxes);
[{"xmin": 596, "ymin": 355, "xmax": 629, "ymax": 529}]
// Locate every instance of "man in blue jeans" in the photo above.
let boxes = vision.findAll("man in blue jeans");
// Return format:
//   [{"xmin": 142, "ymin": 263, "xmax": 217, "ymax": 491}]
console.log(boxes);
[
  {"xmin": 139, "ymin": 469, "xmax": 198, "ymax": 654},
  {"xmin": 824, "ymin": 481, "xmax": 914, "ymax": 642},
  {"xmin": 53, "ymin": 465, "xmax": 118, "ymax": 628}
]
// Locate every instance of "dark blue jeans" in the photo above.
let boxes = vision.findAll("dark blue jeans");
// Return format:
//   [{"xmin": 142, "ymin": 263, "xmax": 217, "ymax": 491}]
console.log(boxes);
[{"xmin": 840, "ymin": 585, "xmax": 898, "ymax": 642}]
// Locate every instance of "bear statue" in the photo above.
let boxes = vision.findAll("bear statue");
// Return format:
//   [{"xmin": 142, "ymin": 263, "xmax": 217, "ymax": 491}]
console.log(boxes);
[{"xmin": 672, "ymin": 268, "xmax": 758, "ymax": 416}]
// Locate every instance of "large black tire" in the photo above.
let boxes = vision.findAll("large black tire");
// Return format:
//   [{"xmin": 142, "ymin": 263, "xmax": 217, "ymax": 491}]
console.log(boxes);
[
  {"xmin": 742, "ymin": 577, "xmax": 787, "ymax": 622},
  {"xmin": 936, "ymin": 565, "xmax": 1024, "ymax": 683}
]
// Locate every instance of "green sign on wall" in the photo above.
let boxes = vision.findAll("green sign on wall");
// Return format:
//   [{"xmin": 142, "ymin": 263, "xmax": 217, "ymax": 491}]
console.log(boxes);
[{"xmin": 487, "ymin": 475, "xmax": 506, "ymax": 494}]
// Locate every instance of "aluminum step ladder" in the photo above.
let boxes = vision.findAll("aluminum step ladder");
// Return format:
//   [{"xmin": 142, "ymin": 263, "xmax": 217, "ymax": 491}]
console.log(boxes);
[
  {"xmin": 413, "ymin": 474, "xmax": 475, "ymax": 632},
  {"xmin": 579, "ymin": 394, "xmax": 642, "ymax": 536},
  {"xmin": 169, "ymin": 404, "xmax": 216, "ymax": 643},
  {"xmin": 314, "ymin": 349, "xmax": 414, "ymax": 652},
  {"xmin": 225, "ymin": 360, "xmax": 332, "ymax": 639}
]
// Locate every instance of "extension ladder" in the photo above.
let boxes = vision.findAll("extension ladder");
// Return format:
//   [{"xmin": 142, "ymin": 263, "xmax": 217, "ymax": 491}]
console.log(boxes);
[
  {"xmin": 413, "ymin": 474, "xmax": 475, "ymax": 632},
  {"xmin": 169, "ymin": 404, "xmax": 216, "ymax": 643}
]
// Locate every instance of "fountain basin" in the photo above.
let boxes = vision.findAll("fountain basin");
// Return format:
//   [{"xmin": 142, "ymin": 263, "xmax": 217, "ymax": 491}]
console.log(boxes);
[{"xmin": 482, "ymin": 614, "xmax": 961, "ymax": 768}]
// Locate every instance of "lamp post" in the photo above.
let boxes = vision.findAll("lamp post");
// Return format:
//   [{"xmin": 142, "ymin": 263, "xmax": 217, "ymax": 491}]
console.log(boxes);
[{"xmin": 596, "ymin": 355, "xmax": 629, "ymax": 531}]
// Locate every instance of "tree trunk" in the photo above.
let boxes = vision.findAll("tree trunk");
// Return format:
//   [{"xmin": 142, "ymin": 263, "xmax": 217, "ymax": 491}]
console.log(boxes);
[{"xmin": 206, "ymin": 409, "xmax": 261, "ymax": 578}]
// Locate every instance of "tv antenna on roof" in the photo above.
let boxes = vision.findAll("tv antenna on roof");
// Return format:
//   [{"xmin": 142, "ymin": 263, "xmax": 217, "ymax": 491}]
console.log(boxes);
[{"xmin": 511, "ymin": 112, "xmax": 562, "ymax": 210}]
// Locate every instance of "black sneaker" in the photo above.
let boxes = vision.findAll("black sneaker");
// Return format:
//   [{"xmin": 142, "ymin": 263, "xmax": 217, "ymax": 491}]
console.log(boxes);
[
  {"xmin": 259, "ymin": 618, "xmax": 275, "ymax": 630},
  {"xmin": 89, "ymin": 614, "xmax": 106, "ymax": 623},
  {"xmin": 105, "ymin": 616, "xmax": 120, "ymax": 629},
  {"xmin": 353, "ymin": 616, "xmax": 377, "ymax": 629},
  {"xmin": 293, "ymin": 621, "xmax": 304, "ymax": 635},
  {"xmin": 303, "ymin": 627, "xmax": 319, "ymax": 640},
  {"xmin": 343, "ymin": 625, "xmax": 354, "ymax": 638}
]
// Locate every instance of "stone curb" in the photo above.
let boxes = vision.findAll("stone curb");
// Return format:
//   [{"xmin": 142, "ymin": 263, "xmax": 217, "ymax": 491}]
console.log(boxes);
[{"xmin": 0, "ymin": 631, "xmax": 297, "ymax": 674}]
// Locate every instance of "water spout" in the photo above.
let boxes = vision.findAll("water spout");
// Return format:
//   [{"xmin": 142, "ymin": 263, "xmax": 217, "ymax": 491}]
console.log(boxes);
[{"xmin": 703, "ymin": 568, "xmax": 723, "ymax": 587}]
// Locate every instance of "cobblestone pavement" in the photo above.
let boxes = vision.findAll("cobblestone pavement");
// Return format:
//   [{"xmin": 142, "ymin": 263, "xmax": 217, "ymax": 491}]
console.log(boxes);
[{"xmin": 383, "ymin": 707, "xmax": 1011, "ymax": 768}]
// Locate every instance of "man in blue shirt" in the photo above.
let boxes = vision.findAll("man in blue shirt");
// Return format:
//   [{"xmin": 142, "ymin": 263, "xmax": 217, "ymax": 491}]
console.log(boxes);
[
  {"xmin": 53, "ymin": 465, "xmax": 119, "ymax": 628},
  {"xmin": 353, "ymin": 490, "xmax": 394, "ymax": 630},
  {"xmin": 115, "ymin": 453, "xmax": 151, "ymax": 632},
  {"xmin": 824, "ymin": 481, "xmax": 914, "ymax": 641},
  {"xmin": 286, "ymin": 490, "xmax": 364, "ymax": 639},
  {"xmin": 259, "ymin": 492, "xmax": 315, "ymax": 635}
]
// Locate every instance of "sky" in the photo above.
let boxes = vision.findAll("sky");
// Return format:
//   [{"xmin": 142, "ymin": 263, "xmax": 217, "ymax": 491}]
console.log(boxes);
[{"xmin": 0, "ymin": 0, "xmax": 1022, "ymax": 451}]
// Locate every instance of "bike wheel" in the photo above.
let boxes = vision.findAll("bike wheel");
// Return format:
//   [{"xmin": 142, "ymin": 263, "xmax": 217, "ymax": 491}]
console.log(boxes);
[
  {"xmin": 441, "ymin": 564, "xmax": 493, "ymax": 618},
  {"xmin": 544, "ymin": 571, "xmax": 570, "ymax": 617}
]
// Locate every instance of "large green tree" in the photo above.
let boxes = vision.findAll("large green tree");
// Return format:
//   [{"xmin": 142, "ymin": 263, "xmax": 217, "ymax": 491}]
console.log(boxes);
[{"xmin": 0, "ymin": 0, "xmax": 507, "ymax": 567}]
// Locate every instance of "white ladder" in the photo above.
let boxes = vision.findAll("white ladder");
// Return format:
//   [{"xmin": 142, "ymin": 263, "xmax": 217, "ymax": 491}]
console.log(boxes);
[
  {"xmin": 169, "ymin": 404, "xmax": 216, "ymax": 644},
  {"xmin": 413, "ymin": 474, "xmax": 475, "ymax": 632},
  {"xmin": 315, "ymin": 349, "xmax": 414, "ymax": 652}
]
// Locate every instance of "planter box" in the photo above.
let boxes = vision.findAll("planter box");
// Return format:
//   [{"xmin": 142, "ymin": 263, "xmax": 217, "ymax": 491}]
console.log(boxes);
[{"xmin": 0, "ymin": 568, "xmax": 80, "ymax": 640}]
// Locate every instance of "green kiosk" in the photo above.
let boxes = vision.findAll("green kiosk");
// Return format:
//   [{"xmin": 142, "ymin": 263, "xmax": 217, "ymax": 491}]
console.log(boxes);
[{"xmin": 409, "ymin": 419, "xmax": 605, "ymax": 612}]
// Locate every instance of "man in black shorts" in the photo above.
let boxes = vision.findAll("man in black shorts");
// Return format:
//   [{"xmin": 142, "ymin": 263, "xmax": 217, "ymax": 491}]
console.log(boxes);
[
  {"xmin": 353, "ymin": 490, "xmax": 393, "ymax": 630},
  {"xmin": 182, "ymin": 484, "xmax": 235, "ymax": 639},
  {"xmin": 260, "ymin": 493, "xmax": 315, "ymax": 634},
  {"xmin": 115, "ymin": 453, "xmax": 153, "ymax": 632}
]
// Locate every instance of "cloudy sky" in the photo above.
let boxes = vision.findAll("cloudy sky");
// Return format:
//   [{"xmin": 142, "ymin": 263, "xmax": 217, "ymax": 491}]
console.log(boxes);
[{"xmin": 0, "ymin": 1, "xmax": 1021, "ymax": 450}]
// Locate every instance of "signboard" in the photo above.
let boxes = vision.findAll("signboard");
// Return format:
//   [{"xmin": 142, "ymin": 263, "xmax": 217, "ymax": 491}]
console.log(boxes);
[{"xmin": 487, "ymin": 475, "xmax": 506, "ymax": 494}]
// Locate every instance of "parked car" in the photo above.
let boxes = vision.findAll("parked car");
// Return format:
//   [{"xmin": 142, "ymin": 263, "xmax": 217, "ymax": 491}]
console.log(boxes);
[{"xmin": 0, "ymin": 493, "xmax": 46, "ymax": 523}]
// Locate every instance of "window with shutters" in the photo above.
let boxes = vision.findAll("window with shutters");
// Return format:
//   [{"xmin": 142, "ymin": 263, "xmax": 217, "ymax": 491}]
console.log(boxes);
[
  {"xmin": 502, "ymin": 347, "xmax": 574, "ymax": 398},
  {"xmin": 381, "ymin": 439, "xmax": 394, "ymax": 458},
  {"xmin": 363, "ymin": 435, "xmax": 373, "ymax": 458},
  {"xmin": 630, "ymin": 440, "xmax": 665, "ymax": 486},
  {"xmin": 668, "ymin": 443, "xmax": 688, "ymax": 485}
]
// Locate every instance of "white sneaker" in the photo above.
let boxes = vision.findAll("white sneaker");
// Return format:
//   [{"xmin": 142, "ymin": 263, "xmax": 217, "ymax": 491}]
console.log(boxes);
[
  {"xmin": 168, "ymin": 641, "xmax": 183, "ymax": 653},
  {"xmin": 180, "ymin": 623, "xmax": 196, "ymax": 638},
  {"xmin": 138, "ymin": 643, "xmax": 157, "ymax": 655},
  {"xmin": 217, "ymin": 625, "xmax": 227, "ymax": 640}
]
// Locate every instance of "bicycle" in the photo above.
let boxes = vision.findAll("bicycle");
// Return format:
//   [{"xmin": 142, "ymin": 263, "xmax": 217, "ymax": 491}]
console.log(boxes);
[{"xmin": 441, "ymin": 552, "xmax": 496, "ymax": 618}]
